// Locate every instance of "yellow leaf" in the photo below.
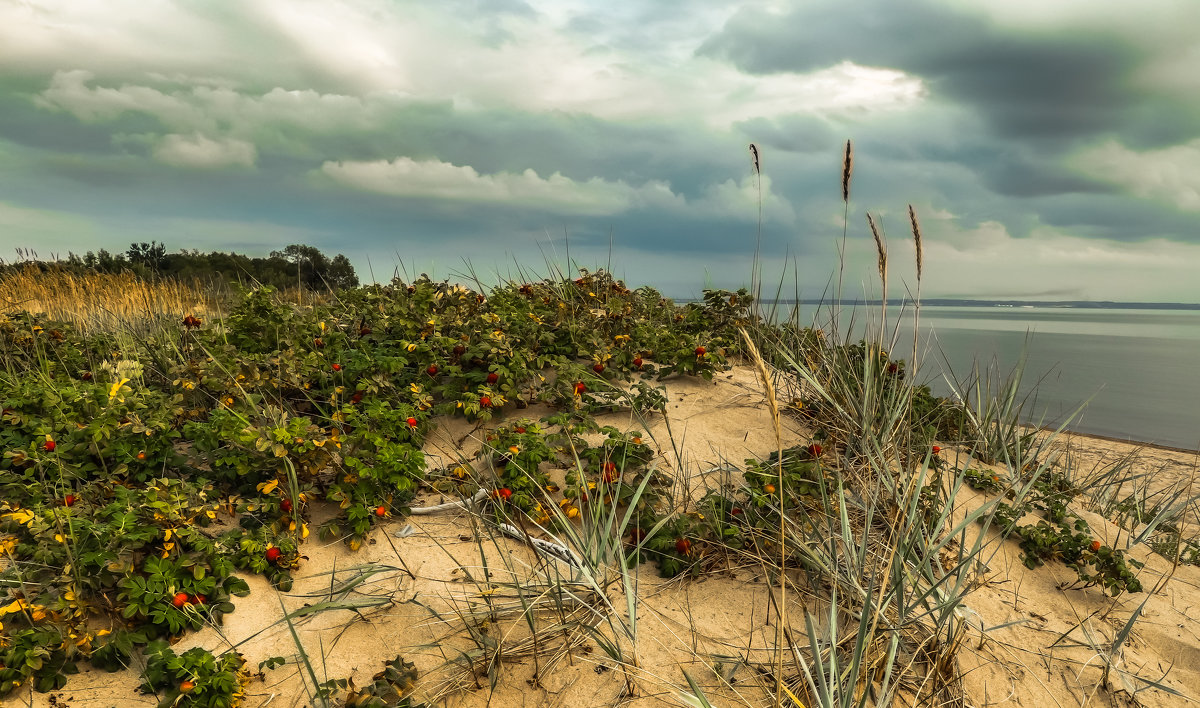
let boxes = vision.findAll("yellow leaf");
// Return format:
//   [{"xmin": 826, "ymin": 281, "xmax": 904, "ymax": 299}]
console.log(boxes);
[
  {"xmin": 205, "ymin": 510, "xmax": 216, "ymax": 519},
  {"xmin": 0, "ymin": 599, "xmax": 26, "ymax": 616},
  {"xmin": 301, "ymin": 523, "xmax": 310, "ymax": 539},
  {"xmin": 257, "ymin": 479, "xmax": 280, "ymax": 495},
  {"xmin": 288, "ymin": 521, "xmax": 296, "ymax": 532},
  {"xmin": 163, "ymin": 529, "xmax": 172, "ymax": 542},
  {"xmin": 2, "ymin": 510, "xmax": 34, "ymax": 526}
]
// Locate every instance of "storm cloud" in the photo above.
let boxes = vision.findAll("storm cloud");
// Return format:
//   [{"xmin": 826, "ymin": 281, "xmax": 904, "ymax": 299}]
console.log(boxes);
[{"xmin": 0, "ymin": 0, "xmax": 1197, "ymax": 301}]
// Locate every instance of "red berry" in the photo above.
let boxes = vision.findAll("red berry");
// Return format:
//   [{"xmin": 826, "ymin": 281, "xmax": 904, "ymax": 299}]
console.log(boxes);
[
  {"xmin": 350, "ymin": 390, "xmax": 364, "ymax": 404},
  {"xmin": 931, "ymin": 446, "xmax": 942, "ymax": 454},
  {"xmin": 593, "ymin": 363, "xmax": 605, "ymax": 374},
  {"xmin": 602, "ymin": 462, "xmax": 618, "ymax": 483},
  {"xmin": 265, "ymin": 547, "xmax": 282, "ymax": 564},
  {"xmin": 280, "ymin": 498, "xmax": 293, "ymax": 513},
  {"xmin": 515, "ymin": 426, "xmax": 526, "ymax": 434},
  {"xmin": 675, "ymin": 538, "xmax": 691, "ymax": 556},
  {"xmin": 807, "ymin": 443, "xmax": 823, "ymax": 457},
  {"xmin": 1090, "ymin": 540, "xmax": 1101, "ymax": 552},
  {"xmin": 407, "ymin": 417, "xmax": 418, "ymax": 428},
  {"xmin": 486, "ymin": 372, "xmax": 499, "ymax": 384},
  {"xmin": 632, "ymin": 357, "xmax": 643, "ymax": 368},
  {"xmin": 695, "ymin": 346, "xmax": 706, "ymax": 357},
  {"xmin": 43, "ymin": 439, "xmax": 56, "ymax": 452},
  {"xmin": 427, "ymin": 364, "xmax": 438, "ymax": 376},
  {"xmin": 480, "ymin": 396, "xmax": 492, "ymax": 408},
  {"xmin": 573, "ymin": 382, "xmax": 586, "ymax": 395},
  {"xmin": 179, "ymin": 680, "xmax": 196, "ymax": 693},
  {"xmin": 192, "ymin": 594, "xmax": 206, "ymax": 605},
  {"xmin": 498, "ymin": 488, "xmax": 513, "ymax": 501},
  {"xmin": 375, "ymin": 505, "xmax": 386, "ymax": 517},
  {"xmin": 63, "ymin": 494, "xmax": 76, "ymax": 507},
  {"xmin": 332, "ymin": 363, "xmax": 342, "ymax": 372},
  {"xmin": 731, "ymin": 507, "xmax": 743, "ymax": 516},
  {"xmin": 172, "ymin": 592, "xmax": 189, "ymax": 608}
]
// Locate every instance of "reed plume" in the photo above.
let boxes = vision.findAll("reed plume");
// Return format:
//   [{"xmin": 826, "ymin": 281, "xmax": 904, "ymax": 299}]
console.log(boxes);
[
  {"xmin": 868, "ymin": 212, "xmax": 888, "ymax": 342},
  {"xmin": 908, "ymin": 204, "xmax": 923, "ymax": 283},
  {"xmin": 841, "ymin": 140, "xmax": 853, "ymax": 203}
]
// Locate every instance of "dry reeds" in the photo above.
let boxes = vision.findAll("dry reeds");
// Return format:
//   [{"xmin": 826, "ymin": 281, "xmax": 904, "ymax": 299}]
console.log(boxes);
[{"xmin": 0, "ymin": 265, "xmax": 215, "ymax": 334}]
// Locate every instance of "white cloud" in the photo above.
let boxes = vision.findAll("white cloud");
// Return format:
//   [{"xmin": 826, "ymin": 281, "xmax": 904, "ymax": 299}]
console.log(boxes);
[
  {"xmin": 25, "ymin": 0, "xmax": 924, "ymax": 136},
  {"xmin": 319, "ymin": 157, "xmax": 672, "ymax": 216},
  {"xmin": 1069, "ymin": 139, "xmax": 1200, "ymax": 212},
  {"xmin": 153, "ymin": 133, "xmax": 256, "ymax": 169},
  {"xmin": 319, "ymin": 157, "xmax": 797, "ymax": 222}
]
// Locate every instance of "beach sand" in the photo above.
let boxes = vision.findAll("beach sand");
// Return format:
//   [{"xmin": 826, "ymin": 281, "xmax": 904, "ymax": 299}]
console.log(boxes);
[{"xmin": 21, "ymin": 366, "xmax": 1200, "ymax": 707}]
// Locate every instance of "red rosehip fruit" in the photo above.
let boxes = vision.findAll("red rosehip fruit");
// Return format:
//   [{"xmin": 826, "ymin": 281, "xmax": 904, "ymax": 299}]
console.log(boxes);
[
  {"xmin": 602, "ymin": 462, "xmax": 618, "ymax": 483},
  {"xmin": 573, "ymin": 382, "xmax": 586, "ymax": 395},
  {"xmin": 332, "ymin": 363, "xmax": 342, "ymax": 372},
  {"xmin": 375, "ymin": 505, "xmax": 386, "ymax": 517},
  {"xmin": 192, "ymin": 594, "xmax": 206, "ymax": 605},
  {"xmin": 675, "ymin": 538, "xmax": 691, "ymax": 556},
  {"xmin": 498, "ymin": 487, "xmax": 513, "ymax": 501},
  {"xmin": 265, "ymin": 547, "xmax": 282, "ymax": 564},
  {"xmin": 486, "ymin": 372, "xmax": 499, "ymax": 384},
  {"xmin": 632, "ymin": 357, "xmax": 643, "ymax": 368},
  {"xmin": 931, "ymin": 446, "xmax": 942, "ymax": 454},
  {"xmin": 63, "ymin": 494, "xmax": 76, "ymax": 507},
  {"xmin": 593, "ymin": 363, "xmax": 605, "ymax": 373},
  {"xmin": 172, "ymin": 592, "xmax": 189, "ymax": 608},
  {"xmin": 480, "ymin": 396, "xmax": 492, "ymax": 408},
  {"xmin": 807, "ymin": 443, "xmax": 823, "ymax": 457},
  {"xmin": 280, "ymin": 498, "xmax": 293, "ymax": 513},
  {"xmin": 43, "ymin": 439, "xmax": 56, "ymax": 452},
  {"xmin": 426, "ymin": 364, "xmax": 438, "ymax": 376},
  {"xmin": 695, "ymin": 346, "xmax": 706, "ymax": 357},
  {"xmin": 407, "ymin": 417, "xmax": 418, "ymax": 428}
]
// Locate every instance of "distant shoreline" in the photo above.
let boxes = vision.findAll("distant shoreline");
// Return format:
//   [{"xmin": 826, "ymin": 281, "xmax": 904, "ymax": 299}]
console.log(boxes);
[{"xmin": 763, "ymin": 299, "xmax": 1200, "ymax": 310}]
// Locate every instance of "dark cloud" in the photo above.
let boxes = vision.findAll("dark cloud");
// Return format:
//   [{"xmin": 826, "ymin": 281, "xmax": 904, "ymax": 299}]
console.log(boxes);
[{"xmin": 698, "ymin": 1, "xmax": 1192, "ymax": 148}]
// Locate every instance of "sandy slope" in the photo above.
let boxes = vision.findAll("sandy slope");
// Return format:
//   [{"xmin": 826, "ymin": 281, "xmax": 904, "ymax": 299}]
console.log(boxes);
[{"xmin": 19, "ymin": 366, "xmax": 1200, "ymax": 707}]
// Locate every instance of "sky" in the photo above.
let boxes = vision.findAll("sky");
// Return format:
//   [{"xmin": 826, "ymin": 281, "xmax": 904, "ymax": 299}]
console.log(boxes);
[{"xmin": 1, "ymin": 0, "xmax": 1199, "ymax": 301}]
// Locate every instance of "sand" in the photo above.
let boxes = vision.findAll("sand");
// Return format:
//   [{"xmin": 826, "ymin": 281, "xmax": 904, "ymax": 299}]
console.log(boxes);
[{"xmin": 18, "ymin": 366, "xmax": 1200, "ymax": 707}]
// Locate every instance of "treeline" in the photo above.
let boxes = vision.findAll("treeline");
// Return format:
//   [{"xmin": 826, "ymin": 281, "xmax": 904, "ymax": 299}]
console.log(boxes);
[{"xmin": 3, "ymin": 242, "xmax": 359, "ymax": 291}]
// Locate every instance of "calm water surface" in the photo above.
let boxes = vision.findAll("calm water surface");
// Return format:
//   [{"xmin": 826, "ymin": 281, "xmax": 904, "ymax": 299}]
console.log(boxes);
[{"xmin": 892, "ymin": 307, "xmax": 1200, "ymax": 450}]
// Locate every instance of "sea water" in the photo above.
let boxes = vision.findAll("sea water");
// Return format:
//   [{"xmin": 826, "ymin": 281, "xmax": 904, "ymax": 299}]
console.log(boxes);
[{"xmin": 885, "ymin": 307, "xmax": 1200, "ymax": 451}]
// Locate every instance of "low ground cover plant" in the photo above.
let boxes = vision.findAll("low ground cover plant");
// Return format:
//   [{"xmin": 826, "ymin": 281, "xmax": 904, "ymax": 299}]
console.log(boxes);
[{"xmin": 0, "ymin": 269, "xmax": 856, "ymax": 697}]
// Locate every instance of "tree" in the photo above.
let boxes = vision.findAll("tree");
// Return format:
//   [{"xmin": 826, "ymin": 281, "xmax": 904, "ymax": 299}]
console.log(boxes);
[
  {"xmin": 269, "ymin": 244, "xmax": 358, "ymax": 290},
  {"xmin": 126, "ymin": 241, "xmax": 167, "ymax": 272}
]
